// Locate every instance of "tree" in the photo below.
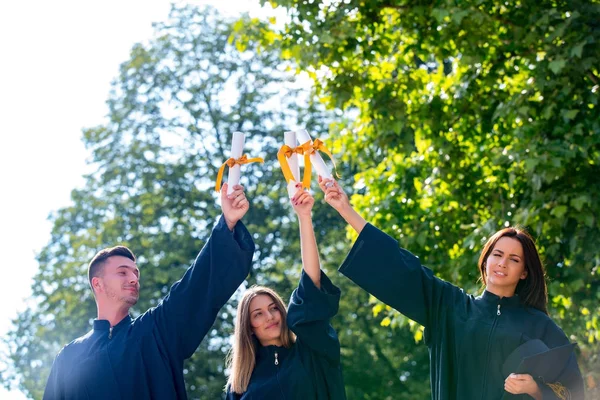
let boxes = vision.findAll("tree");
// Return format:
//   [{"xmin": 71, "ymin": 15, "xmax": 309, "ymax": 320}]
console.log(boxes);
[
  {"xmin": 251, "ymin": 0, "xmax": 600, "ymax": 396},
  {"xmin": 1, "ymin": 4, "xmax": 329, "ymax": 398},
  {"xmin": 2, "ymin": 4, "xmax": 425, "ymax": 399}
]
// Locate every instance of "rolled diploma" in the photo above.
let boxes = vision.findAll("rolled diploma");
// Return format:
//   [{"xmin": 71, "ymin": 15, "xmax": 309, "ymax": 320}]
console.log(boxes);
[
  {"xmin": 285, "ymin": 131, "xmax": 301, "ymax": 198},
  {"xmin": 295, "ymin": 129, "xmax": 333, "ymax": 180},
  {"xmin": 227, "ymin": 131, "xmax": 245, "ymax": 195}
]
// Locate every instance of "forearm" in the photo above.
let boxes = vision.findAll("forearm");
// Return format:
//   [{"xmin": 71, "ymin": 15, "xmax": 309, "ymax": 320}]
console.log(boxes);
[
  {"xmin": 298, "ymin": 214, "xmax": 321, "ymax": 289},
  {"xmin": 338, "ymin": 204, "xmax": 367, "ymax": 234}
]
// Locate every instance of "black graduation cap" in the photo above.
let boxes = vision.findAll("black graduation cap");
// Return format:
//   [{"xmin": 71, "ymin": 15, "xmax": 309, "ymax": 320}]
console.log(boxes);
[{"xmin": 502, "ymin": 339, "xmax": 577, "ymax": 383}]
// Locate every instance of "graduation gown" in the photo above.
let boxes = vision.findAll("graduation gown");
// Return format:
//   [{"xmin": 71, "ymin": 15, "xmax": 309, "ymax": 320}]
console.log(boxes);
[
  {"xmin": 339, "ymin": 223, "xmax": 584, "ymax": 400},
  {"xmin": 226, "ymin": 270, "xmax": 346, "ymax": 400},
  {"xmin": 43, "ymin": 216, "xmax": 255, "ymax": 400}
]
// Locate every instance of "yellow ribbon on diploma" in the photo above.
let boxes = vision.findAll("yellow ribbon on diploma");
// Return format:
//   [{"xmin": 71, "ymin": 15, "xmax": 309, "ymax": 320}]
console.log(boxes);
[
  {"xmin": 215, "ymin": 154, "xmax": 264, "ymax": 192},
  {"xmin": 277, "ymin": 138, "xmax": 340, "ymax": 189}
]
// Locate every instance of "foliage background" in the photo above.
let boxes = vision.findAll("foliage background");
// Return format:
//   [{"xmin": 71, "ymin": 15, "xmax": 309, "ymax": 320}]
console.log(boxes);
[{"xmin": 2, "ymin": 1, "xmax": 599, "ymax": 399}]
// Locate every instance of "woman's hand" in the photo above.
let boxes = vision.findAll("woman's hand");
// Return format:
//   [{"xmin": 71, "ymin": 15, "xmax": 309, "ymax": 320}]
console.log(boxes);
[
  {"xmin": 317, "ymin": 176, "xmax": 350, "ymax": 213},
  {"xmin": 504, "ymin": 374, "xmax": 542, "ymax": 400},
  {"xmin": 291, "ymin": 184, "xmax": 314, "ymax": 219}
]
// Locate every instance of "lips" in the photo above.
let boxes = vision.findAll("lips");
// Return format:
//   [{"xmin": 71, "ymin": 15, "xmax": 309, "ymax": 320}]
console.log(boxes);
[
  {"xmin": 493, "ymin": 271, "xmax": 507, "ymax": 277},
  {"xmin": 266, "ymin": 322, "xmax": 279, "ymax": 330},
  {"xmin": 124, "ymin": 287, "xmax": 138, "ymax": 294}
]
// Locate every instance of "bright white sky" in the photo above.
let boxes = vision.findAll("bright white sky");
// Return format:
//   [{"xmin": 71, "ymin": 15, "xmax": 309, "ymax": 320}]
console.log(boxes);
[{"xmin": 0, "ymin": 1, "xmax": 279, "ymax": 398}]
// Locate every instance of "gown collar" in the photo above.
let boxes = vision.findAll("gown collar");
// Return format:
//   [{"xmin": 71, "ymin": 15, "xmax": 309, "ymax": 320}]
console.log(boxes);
[
  {"xmin": 480, "ymin": 289, "xmax": 521, "ymax": 306},
  {"xmin": 93, "ymin": 314, "xmax": 132, "ymax": 331}
]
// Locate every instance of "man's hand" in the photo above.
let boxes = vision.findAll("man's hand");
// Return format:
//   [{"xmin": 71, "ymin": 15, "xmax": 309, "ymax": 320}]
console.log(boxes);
[
  {"xmin": 505, "ymin": 374, "xmax": 542, "ymax": 400},
  {"xmin": 317, "ymin": 176, "xmax": 350, "ymax": 213},
  {"xmin": 221, "ymin": 183, "xmax": 249, "ymax": 231},
  {"xmin": 291, "ymin": 184, "xmax": 314, "ymax": 219}
]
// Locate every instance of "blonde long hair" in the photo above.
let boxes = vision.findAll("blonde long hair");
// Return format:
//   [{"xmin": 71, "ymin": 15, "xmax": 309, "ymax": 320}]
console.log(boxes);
[{"xmin": 226, "ymin": 286, "xmax": 296, "ymax": 394}]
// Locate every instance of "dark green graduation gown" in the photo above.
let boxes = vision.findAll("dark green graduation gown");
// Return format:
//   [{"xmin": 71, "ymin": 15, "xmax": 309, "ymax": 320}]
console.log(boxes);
[
  {"xmin": 226, "ymin": 270, "xmax": 346, "ymax": 399},
  {"xmin": 339, "ymin": 223, "xmax": 584, "ymax": 400}
]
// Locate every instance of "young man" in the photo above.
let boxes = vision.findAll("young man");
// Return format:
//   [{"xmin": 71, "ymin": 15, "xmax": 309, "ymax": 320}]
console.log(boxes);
[{"xmin": 43, "ymin": 184, "xmax": 254, "ymax": 400}]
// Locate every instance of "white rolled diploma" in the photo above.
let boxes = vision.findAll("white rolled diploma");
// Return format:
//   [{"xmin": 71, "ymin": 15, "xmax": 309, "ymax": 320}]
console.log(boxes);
[
  {"xmin": 227, "ymin": 131, "xmax": 245, "ymax": 195},
  {"xmin": 295, "ymin": 129, "xmax": 333, "ymax": 181},
  {"xmin": 284, "ymin": 131, "xmax": 301, "ymax": 198}
]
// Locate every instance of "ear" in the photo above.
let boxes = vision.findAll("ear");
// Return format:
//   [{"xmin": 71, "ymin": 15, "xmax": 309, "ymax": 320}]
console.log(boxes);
[
  {"xmin": 91, "ymin": 276, "xmax": 103, "ymax": 293},
  {"xmin": 520, "ymin": 269, "xmax": 528, "ymax": 280}
]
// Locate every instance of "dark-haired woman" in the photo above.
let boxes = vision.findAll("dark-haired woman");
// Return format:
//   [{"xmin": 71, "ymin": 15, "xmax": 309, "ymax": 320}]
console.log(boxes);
[
  {"xmin": 225, "ymin": 185, "xmax": 346, "ymax": 399},
  {"xmin": 318, "ymin": 177, "xmax": 583, "ymax": 400}
]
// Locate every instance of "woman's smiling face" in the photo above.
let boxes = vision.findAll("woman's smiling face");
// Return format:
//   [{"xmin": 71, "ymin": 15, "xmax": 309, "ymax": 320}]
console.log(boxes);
[{"xmin": 249, "ymin": 294, "xmax": 283, "ymax": 347}]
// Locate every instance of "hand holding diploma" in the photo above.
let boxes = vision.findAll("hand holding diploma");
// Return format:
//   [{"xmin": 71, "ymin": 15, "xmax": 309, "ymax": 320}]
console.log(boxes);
[
  {"xmin": 221, "ymin": 183, "xmax": 249, "ymax": 231},
  {"xmin": 318, "ymin": 176, "xmax": 367, "ymax": 234}
]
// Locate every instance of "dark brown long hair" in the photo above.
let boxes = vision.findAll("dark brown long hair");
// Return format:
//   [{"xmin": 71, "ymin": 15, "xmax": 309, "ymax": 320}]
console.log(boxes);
[{"xmin": 478, "ymin": 227, "xmax": 548, "ymax": 314}]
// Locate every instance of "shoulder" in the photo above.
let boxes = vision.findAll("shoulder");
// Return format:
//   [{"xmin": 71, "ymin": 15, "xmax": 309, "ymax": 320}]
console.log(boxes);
[
  {"xmin": 56, "ymin": 330, "xmax": 94, "ymax": 360},
  {"xmin": 522, "ymin": 307, "xmax": 570, "ymax": 344}
]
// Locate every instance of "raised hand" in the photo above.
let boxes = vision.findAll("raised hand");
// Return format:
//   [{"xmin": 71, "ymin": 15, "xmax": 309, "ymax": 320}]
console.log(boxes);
[
  {"xmin": 317, "ymin": 176, "xmax": 350, "ymax": 213},
  {"xmin": 317, "ymin": 176, "xmax": 367, "ymax": 234},
  {"xmin": 221, "ymin": 183, "xmax": 249, "ymax": 231},
  {"xmin": 291, "ymin": 184, "xmax": 315, "ymax": 219}
]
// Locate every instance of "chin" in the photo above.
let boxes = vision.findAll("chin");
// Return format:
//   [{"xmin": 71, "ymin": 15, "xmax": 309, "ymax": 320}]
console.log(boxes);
[{"xmin": 123, "ymin": 296, "xmax": 139, "ymax": 306}]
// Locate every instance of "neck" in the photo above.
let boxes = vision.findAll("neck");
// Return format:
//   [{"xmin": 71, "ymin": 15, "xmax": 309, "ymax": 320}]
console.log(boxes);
[
  {"xmin": 485, "ymin": 284, "xmax": 516, "ymax": 299},
  {"xmin": 259, "ymin": 338, "xmax": 283, "ymax": 347},
  {"xmin": 97, "ymin": 304, "xmax": 130, "ymax": 327}
]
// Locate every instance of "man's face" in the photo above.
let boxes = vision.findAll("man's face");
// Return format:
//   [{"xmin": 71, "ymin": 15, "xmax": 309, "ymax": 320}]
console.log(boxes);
[{"xmin": 94, "ymin": 256, "xmax": 140, "ymax": 307}]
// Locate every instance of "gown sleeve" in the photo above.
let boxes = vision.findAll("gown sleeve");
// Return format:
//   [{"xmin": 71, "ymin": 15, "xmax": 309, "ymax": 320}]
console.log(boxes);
[
  {"xmin": 152, "ymin": 215, "xmax": 255, "ymax": 360},
  {"xmin": 339, "ymin": 223, "xmax": 465, "ymax": 333},
  {"xmin": 287, "ymin": 270, "xmax": 342, "ymax": 365}
]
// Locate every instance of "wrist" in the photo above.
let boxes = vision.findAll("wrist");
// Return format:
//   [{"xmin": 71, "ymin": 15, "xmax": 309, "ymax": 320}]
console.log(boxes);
[
  {"xmin": 337, "ymin": 202, "xmax": 355, "ymax": 218},
  {"xmin": 225, "ymin": 218, "xmax": 237, "ymax": 231},
  {"xmin": 297, "ymin": 213, "xmax": 313, "ymax": 223}
]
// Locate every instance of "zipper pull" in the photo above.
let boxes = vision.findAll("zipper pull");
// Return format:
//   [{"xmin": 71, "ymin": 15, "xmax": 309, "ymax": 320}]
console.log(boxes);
[
  {"xmin": 274, "ymin": 351, "xmax": 279, "ymax": 366},
  {"xmin": 109, "ymin": 326, "xmax": 113, "ymax": 339},
  {"xmin": 497, "ymin": 304, "xmax": 501, "ymax": 316}
]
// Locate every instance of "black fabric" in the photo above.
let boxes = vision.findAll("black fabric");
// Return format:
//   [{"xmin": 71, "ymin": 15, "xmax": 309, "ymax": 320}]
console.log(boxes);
[
  {"xmin": 339, "ymin": 223, "xmax": 584, "ymax": 400},
  {"xmin": 43, "ymin": 216, "xmax": 254, "ymax": 400}
]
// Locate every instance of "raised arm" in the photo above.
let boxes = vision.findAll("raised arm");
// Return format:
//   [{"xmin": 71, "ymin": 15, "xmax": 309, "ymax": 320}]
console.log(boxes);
[
  {"xmin": 318, "ymin": 177, "xmax": 464, "ymax": 333},
  {"xmin": 318, "ymin": 176, "xmax": 367, "ymax": 234},
  {"xmin": 291, "ymin": 184, "xmax": 320, "ymax": 288},
  {"xmin": 151, "ymin": 183, "xmax": 254, "ymax": 360}
]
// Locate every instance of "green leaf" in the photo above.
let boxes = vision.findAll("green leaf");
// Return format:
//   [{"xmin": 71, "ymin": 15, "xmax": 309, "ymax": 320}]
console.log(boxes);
[
  {"xmin": 571, "ymin": 41, "xmax": 586, "ymax": 58},
  {"xmin": 548, "ymin": 59, "xmax": 566, "ymax": 74},
  {"xmin": 551, "ymin": 205, "xmax": 568, "ymax": 218}
]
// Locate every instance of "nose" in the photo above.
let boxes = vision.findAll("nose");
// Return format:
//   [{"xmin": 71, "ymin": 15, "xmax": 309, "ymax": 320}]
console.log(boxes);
[{"xmin": 130, "ymin": 275, "xmax": 138, "ymax": 285}]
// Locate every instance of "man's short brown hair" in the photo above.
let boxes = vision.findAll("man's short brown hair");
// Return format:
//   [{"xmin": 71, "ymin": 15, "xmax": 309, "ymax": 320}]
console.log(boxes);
[{"xmin": 88, "ymin": 246, "xmax": 136, "ymax": 292}]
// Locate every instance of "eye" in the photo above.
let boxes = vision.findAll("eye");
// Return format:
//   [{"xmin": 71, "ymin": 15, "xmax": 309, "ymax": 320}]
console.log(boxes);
[{"xmin": 510, "ymin": 258, "xmax": 519, "ymax": 263}]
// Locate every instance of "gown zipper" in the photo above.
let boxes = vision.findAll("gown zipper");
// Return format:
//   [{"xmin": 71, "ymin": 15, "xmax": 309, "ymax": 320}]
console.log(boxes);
[
  {"xmin": 109, "ymin": 326, "xmax": 113, "ymax": 339},
  {"xmin": 480, "ymin": 302, "xmax": 501, "ymax": 398},
  {"xmin": 274, "ymin": 349, "xmax": 286, "ymax": 399}
]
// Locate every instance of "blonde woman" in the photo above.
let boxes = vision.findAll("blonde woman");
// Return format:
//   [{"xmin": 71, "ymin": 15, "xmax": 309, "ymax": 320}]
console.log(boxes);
[{"xmin": 225, "ymin": 185, "xmax": 346, "ymax": 399}]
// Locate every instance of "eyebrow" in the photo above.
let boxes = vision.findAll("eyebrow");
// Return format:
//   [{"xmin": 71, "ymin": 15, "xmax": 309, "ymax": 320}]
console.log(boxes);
[
  {"xmin": 492, "ymin": 249, "xmax": 522, "ymax": 259},
  {"xmin": 117, "ymin": 265, "xmax": 140, "ymax": 276},
  {"xmin": 251, "ymin": 302, "xmax": 276, "ymax": 314}
]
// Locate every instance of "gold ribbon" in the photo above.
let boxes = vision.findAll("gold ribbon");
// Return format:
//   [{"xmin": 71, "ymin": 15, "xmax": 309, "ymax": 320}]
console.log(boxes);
[
  {"xmin": 277, "ymin": 138, "xmax": 340, "ymax": 189},
  {"xmin": 215, "ymin": 154, "xmax": 264, "ymax": 192}
]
